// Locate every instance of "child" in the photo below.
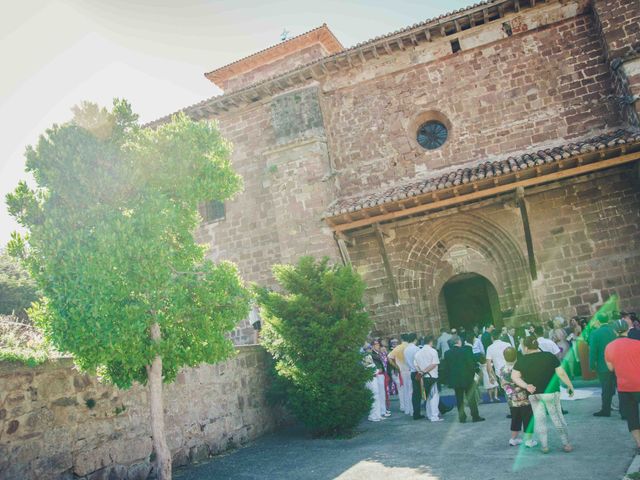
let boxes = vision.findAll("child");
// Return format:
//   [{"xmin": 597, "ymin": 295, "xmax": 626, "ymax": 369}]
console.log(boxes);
[
  {"xmin": 479, "ymin": 354, "xmax": 499, "ymax": 402},
  {"xmin": 499, "ymin": 347, "xmax": 537, "ymax": 447}
]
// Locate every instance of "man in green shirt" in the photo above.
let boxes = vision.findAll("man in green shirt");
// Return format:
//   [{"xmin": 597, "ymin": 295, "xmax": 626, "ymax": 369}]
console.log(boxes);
[{"xmin": 589, "ymin": 315, "xmax": 617, "ymax": 417}]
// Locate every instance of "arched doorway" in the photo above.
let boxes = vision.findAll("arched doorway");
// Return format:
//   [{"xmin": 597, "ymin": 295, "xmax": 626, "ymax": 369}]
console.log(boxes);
[{"xmin": 441, "ymin": 273, "xmax": 502, "ymax": 332}]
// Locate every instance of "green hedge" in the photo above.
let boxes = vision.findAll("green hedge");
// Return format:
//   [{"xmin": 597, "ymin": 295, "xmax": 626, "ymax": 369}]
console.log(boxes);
[{"xmin": 257, "ymin": 257, "xmax": 373, "ymax": 437}]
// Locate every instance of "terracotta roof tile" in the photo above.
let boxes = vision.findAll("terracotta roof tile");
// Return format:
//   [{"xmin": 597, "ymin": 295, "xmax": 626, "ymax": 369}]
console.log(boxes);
[{"xmin": 325, "ymin": 128, "xmax": 640, "ymax": 218}]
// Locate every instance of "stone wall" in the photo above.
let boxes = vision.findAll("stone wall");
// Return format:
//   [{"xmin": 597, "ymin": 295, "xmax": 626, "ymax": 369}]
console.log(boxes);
[
  {"xmin": 346, "ymin": 165, "xmax": 640, "ymax": 338},
  {"xmin": 322, "ymin": 9, "xmax": 618, "ymax": 197},
  {"xmin": 195, "ymin": 85, "xmax": 340, "ymax": 293},
  {"xmin": 0, "ymin": 346, "xmax": 281, "ymax": 480},
  {"xmin": 191, "ymin": 0, "xmax": 639, "ymax": 342},
  {"xmin": 593, "ymin": 0, "xmax": 640, "ymax": 60},
  {"xmin": 594, "ymin": 0, "xmax": 640, "ymax": 127},
  {"xmin": 224, "ymin": 44, "xmax": 328, "ymax": 93}
]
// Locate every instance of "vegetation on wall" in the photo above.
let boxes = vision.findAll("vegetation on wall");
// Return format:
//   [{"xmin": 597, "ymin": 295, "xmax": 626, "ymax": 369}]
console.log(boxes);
[
  {"xmin": 0, "ymin": 315, "xmax": 55, "ymax": 366},
  {"xmin": 257, "ymin": 256, "xmax": 373, "ymax": 437},
  {"xmin": 0, "ymin": 252, "xmax": 39, "ymax": 316},
  {"xmin": 5, "ymin": 100, "xmax": 251, "ymax": 480}
]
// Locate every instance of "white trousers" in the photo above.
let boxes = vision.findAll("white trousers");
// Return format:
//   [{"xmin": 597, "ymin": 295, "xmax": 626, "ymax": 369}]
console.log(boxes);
[
  {"xmin": 400, "ymin": 368, "xmax": 413, "ymax": 415},
  {"xmin": 392, "ymin": 371, "xmax": 404, "ymax": 411},
  {"xmin": 426, "ymin": 381, "xmax": 440, "ymax": 421},
  {"xmin": 376, "ymin": 373, "xmax": 387, "ymax": 416},
  {"xmin": 366, "ymin": 378, "xmax": 381, "ymax": 421}
]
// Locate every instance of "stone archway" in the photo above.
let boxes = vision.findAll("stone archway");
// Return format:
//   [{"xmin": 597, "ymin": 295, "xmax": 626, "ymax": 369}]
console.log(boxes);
[
  {"xmin": 440, "ymin": 273, "xmax": 502, "ymax": 332},
  {"xmin": 395, "ymin": 212, "xmax": 537, "ymax": 334}
]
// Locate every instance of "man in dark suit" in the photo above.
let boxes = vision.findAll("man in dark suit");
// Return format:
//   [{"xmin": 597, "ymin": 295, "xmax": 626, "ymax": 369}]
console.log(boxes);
[
  {"xmin": 442, "ymin": 335, "xmax": 485, "ymax": 423},
  {"xmin": 481, "ymin": 324, "xmax": 495, "ymax": 352}
]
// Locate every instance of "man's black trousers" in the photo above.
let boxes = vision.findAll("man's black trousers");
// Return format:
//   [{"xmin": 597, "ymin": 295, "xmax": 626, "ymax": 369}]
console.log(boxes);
[{"xmin": 454, "ymin": 383, "xmax": 480, "ymax": 421}]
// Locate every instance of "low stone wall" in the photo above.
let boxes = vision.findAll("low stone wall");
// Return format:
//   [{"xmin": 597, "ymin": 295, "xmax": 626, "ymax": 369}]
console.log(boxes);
[{"xmin": 0, "ymin": 346, "xmax": 281, "ymax": 479}]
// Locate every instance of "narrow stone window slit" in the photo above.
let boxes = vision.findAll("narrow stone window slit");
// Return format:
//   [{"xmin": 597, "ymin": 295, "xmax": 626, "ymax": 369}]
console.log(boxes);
[{"xmin": 450, "ymin": 39, "xmax": 461, "ymax": 53}]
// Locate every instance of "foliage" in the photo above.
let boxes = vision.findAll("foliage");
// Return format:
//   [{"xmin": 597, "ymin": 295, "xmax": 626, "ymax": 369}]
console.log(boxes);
[
  {"xmin": 5, "ymin": 99, "xmax": 251, "ymax": 387},
  {"xmin": 0, "ymin": 252, "xmax": 39, "ymax": 316},
  {"xmin": 0, "ymin": 315, "xmax": 56, "ymax": 366},
  {"xmin": 257, "ymin": 256, "xmax": 373, "ymax": 437}
]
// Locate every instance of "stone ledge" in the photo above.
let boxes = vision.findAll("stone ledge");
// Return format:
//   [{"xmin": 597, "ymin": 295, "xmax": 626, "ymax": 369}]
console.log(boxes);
[{"xmin": 0, "ymin": 345, "xmax": 266, "ymax": 374}]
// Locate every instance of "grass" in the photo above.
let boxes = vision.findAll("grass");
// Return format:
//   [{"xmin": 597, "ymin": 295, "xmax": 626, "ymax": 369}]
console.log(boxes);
[{"xmin": 0, "ymin": 315, "xmax": 58, "ymax": 366}]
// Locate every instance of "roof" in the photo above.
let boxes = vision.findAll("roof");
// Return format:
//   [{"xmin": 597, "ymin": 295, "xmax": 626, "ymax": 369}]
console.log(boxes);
[
  {"xmin": 147, "ymin": 0, "xmax": 546, "ymax": 127},
  {"xmin": 204, "ymin": 25, "xmax": 344, "ymax": 90},
  {"xmin": 324, "ymin": 128, "xmax": 640, "ymax": 229}
]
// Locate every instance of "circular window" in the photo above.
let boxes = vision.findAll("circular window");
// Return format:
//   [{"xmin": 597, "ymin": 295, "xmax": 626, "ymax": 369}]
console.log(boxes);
[{"xmin": 417, "ymin": 120, "xmax": 448, "ymax": 150}]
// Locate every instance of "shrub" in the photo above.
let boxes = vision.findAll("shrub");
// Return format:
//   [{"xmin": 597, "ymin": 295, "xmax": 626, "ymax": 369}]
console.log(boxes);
[
  {"xmin": 0, "ymin": 315, "xmax": 57, "ymax": 365},
  {"xmin": 0, "ymin": 252, "xmax": 39, "ymax": 316},
  {"xmin": 257, "ymin": 256, "xmax": 373, "ymax": 437}
]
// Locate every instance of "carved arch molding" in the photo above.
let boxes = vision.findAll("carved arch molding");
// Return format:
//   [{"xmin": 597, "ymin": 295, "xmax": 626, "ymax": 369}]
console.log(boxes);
[{"xmin": 393, "ymin": 212, "xmax": 538, "ymax": 334}]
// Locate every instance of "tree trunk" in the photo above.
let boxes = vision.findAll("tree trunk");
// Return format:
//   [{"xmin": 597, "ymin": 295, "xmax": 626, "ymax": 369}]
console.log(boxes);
[{"xmin": 147, "ymin": 322, "xmax": 172, "ymax": 480}]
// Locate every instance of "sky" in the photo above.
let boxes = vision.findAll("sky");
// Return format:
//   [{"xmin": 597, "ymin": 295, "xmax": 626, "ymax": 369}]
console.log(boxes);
[{"xmin": 0, "ymin": 0, "xmax": 472, "ymax": 248}]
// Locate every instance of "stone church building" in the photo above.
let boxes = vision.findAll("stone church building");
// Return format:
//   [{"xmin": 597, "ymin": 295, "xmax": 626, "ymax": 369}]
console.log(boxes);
[{"xmin": 151, "ymin": 0, "xmax": 640, "ymax": 340}]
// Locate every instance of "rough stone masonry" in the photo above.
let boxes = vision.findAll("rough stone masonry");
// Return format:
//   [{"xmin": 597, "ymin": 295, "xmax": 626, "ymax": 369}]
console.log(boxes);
[
  {"xmin": 3, "ymin": 1, "xmax": 640, "ymax": 479},
  {"xmin": 0, "ymin": 347, "xmax": 281, "ymax": 480},
  {"xmin": 150, "ymin": 0, "xmax": 640, "ymax": 339}
]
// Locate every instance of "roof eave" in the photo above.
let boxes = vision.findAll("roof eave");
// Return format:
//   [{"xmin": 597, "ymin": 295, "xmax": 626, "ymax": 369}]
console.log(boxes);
[{"xmin": 325, "ymin": 143, "xmax": 640, "ymax": 233}]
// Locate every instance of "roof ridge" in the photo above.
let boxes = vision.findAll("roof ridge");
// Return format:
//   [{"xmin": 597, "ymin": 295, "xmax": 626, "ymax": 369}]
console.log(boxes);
[{"xmin": 204, "ymin": 24, "xmax": 342, "ymax": 78}]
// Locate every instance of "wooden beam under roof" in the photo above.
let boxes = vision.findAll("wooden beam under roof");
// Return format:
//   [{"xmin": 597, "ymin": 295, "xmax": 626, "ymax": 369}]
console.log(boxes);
[
  {"xmin": 327, "ymin": 150, "xmax": 640, "ymax": 233},
  {"xmin": 515, "ymin": 186, "xmax": 537, "ymax": 280},
  {"xmin": 374, "ymin": 224, "xmax": 399, "ymax": 305},
  {"xmin": 334, "ymin": 233, "xmax": 352, "ymax": 266}
]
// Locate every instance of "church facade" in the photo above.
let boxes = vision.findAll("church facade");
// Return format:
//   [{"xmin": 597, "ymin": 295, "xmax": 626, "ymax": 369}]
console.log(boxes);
[{"xmin": 151, "ymin": 0, "xmax": 640, "ymax": 340}]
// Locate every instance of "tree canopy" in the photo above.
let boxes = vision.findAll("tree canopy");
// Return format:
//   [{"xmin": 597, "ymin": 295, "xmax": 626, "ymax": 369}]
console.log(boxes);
[{"xmin": 6, "ymin": 100, "xmax": 251, "ymax": 387}]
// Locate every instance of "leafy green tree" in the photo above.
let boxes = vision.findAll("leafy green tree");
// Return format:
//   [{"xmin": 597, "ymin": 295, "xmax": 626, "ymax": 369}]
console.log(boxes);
[
  {"xmin": 0, "ymin": 251, "xmax": 39, "ymax": 315},
  {"xmin": 6, "ymin": 100, "xmax": 250, "ymax": 480},
  {"xmin": 257, "ymin": 256, "xmax": 373, "ymax": 437}
]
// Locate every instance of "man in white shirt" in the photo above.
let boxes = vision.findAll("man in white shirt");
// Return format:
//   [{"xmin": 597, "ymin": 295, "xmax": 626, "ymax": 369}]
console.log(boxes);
[
  {"xmin": 486, "ymin": 330, "xmax": 511, "ymax": 379},
  {"xmin": 534, "ymin": 325, "xmax": 560, "ymax": 355},
  {"xmin": 388, "ymin": 335, "xmax": 410, "ymax": 415},
  {"xmin": 472, "ymin": 334, "xmax": 485, "ymax": 355},
  {"xmin": 436, "ymin": 328, "xmax": 452, "ymax": 359},
  {"xmin": 403, "ymin": 333, "xmax": 420, "ymax": 418},
  {"xmin": 414, "ymin": 334, "xmax": 442, "ymax": 422}
]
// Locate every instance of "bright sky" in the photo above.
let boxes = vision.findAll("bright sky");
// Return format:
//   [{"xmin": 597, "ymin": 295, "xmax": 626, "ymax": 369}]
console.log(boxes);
[{"xmin": 0, "ymin": 0, "xmax": 471, "ymax": 248}]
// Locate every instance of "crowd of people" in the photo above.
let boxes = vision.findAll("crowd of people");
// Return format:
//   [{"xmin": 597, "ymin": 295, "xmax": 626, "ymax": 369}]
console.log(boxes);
[{"xmin": 362, "ymin": 310, "xmax": 640, "ymax": 454}]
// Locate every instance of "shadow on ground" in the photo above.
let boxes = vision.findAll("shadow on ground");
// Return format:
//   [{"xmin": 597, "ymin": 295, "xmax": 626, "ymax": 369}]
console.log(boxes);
[{"xmin": 175, "ymin": 386, "xmax": 635, "ymax": 480}]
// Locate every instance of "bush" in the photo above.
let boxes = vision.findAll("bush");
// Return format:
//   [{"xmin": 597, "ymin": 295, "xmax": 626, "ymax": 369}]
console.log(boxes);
[
  {"xmin": 257, "ymin": 256, "xmax": 373, "ymax": 437},
  {"xmin": 0, "ymin": 252, "xmax": 39, "ymax": 316},
  {"xmin": 0, "ymin": 315, "xmax": 57, "ymax": 365}
]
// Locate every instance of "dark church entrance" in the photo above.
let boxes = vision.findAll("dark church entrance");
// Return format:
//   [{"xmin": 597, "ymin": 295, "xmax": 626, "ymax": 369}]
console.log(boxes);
[{"xmin": 442, "ymin": 273, "xmax": 502, "ymax": 332}]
